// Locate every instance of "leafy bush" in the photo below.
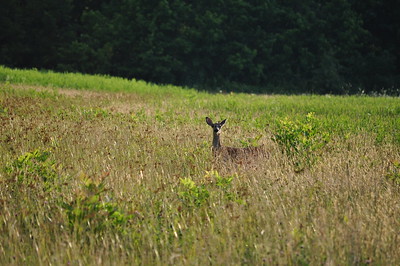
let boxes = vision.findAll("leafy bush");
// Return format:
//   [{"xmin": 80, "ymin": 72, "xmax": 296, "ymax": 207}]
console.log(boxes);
[
  {"xmin": 273, "ymin": 112, "xmax": 330, "ymax": 171},
  {"xmin": 61, "ymin": 173, "xmax": 132, "ymax": 235},
  {"xmin": 178, "ymin": 170, "xmax": 244, "ymax": 209},
  {"xmin": 4, "ymin": 149, "xmax": 58, "ymax": 191},
  {"xmin": 178, "ymin": 177, "xmax": 210, "ymax": 208},
  {"xmin": 206, "ymin": 170, "xmax": 244, "ymax": 204}
]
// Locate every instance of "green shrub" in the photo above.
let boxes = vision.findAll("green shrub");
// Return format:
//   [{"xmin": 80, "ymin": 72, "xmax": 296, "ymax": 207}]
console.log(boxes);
[
  {"xmin": 4, "ymin": 149, "xmax": 58, "ymax": 191},
  {"xmin": 178, "ymin": 171, "xmax": 245, "ymax": 209},
  {"xmin": 61, "ymin": 174, "xmax": 132, "ymax": 235},
  {"xmin": 207, "ymin": 170, "xmax": 244, "ymax": 204},
  {"xmin": 273, "ymin": 112, "xmax": 330, "ymax": 172},
  {"xmin": 178, "ymin": 177, "xmax": 210, "ymax": 208}
]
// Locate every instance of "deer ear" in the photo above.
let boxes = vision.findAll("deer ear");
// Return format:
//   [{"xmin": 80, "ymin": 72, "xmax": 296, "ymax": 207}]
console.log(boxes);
[
  {"xmin": 206, "ymin": 117, "xmax": 213, "ymax": 126},
  {"xmin": 220, "ymin": 119, "xmax": 227, "ymax": 126}
]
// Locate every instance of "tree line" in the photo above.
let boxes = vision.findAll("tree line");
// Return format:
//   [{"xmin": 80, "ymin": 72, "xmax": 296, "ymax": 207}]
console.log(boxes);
[{"xmin": 1, "ymin": 0, "xmax": 399, "ymax": 94}]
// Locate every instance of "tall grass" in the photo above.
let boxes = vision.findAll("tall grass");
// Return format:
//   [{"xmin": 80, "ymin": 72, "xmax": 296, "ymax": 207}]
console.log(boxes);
[
  {"xmin": 0, "ymin": 67, "xmax": 399, "ymax": 264},
  {"xmin": 3, "ymin": 66, "xmax": 397, "ymax": 142}
]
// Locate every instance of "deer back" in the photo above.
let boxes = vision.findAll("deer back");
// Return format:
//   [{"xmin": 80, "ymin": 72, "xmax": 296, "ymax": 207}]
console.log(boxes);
[{"xmin": 213, "ymin": 145, "xmax": 267, "ymax": 159}]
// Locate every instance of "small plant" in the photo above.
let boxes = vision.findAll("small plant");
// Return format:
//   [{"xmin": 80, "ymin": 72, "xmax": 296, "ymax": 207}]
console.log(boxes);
[
  {"xmin": 130, "ymin": 108, "xmax": 147, "ymax": 123},
  {"xmin": 214, "ymin": 173, "xmax": 233, "ymax": 189},
  {"xmin": 4, "ymin": 149, "xmax": 58, "ymax": 191},
  {"xmin": 238, "ymin": 134, "xmax": 262, "ymax": 148},
  {"xmin": 206, "ymin": 170, "xmax": 244, "ymax": 204},
  {"xmin": 61, "ymin": 173, "xmax": 132, "ymax": 235},
  {"xmin": 273, "ymin": 112, "xmax": 330, "ymax": 171},
  {"xmin": 81, "ymin": 107, "xmax": 109, "ymax": 119},
  {"xmin": 0, "ymin": 105, "xmax": 8, "ymax": 116},
  {"xmin": 178, "ymin": 177, "xmax": 210, "ymax": 208},
  {"xmin": 178, "ymin": 171, "xmax": 245, "ymax": 209},
  {"xmin": 386, "ymin": 160, "xmax": 400, "ymax": 185}
]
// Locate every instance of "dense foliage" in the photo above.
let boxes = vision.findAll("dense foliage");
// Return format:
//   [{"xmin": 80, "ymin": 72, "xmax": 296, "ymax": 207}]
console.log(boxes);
[{"xmin": 1, "ymin": 0, "xmax": 399, "ymax": 94}]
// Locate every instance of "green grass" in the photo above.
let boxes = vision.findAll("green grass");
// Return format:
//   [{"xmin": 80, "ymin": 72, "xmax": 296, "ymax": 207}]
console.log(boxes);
[
  {"xmin": 0, "ymin": 66, "xmax": 399, "ymax": 264},
  {"xmin": 0, "ymin": 65, "xmax": 197, "ymax": 97}
]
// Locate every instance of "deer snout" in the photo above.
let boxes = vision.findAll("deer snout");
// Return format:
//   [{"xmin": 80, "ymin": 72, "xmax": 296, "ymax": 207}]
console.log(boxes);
[{"xmin": 214, "ymin": 126, "xmax": 221, "ymax": 134}]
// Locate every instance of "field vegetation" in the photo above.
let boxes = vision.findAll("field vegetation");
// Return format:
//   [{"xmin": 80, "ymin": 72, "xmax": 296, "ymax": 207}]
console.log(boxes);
[{"xmin": 1, "ymin": 67, "xmax": 399, "ymax": 264}]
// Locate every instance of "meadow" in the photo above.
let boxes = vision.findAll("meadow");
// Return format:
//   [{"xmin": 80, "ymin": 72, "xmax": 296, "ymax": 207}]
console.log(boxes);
[{"xmin": 0, "ymin": 66, "xmax": 399, "ymax": 265}]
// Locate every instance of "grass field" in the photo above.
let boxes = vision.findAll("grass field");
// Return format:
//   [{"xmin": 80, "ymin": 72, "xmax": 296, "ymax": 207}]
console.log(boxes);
[{"xmin": 1, "ymin": 66, "xmax": 399, "ymax": 265}]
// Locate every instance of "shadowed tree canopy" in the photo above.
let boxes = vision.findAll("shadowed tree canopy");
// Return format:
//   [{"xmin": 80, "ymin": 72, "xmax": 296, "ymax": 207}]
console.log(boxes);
[{"xmin": 0, "ymin": 0, "xmax": 399, "ymax": 94}]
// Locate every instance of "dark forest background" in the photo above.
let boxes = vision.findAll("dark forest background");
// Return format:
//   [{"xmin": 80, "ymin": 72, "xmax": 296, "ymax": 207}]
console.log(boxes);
[{"xmin": 1, "ymin": 0, "xmax": 399, "ymax": 94}]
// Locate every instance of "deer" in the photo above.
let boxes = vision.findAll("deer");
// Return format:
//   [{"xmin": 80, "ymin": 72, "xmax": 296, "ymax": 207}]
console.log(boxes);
[{"xmin": 205, "ymin": 117, "xmax": 266, "ymax": 160}]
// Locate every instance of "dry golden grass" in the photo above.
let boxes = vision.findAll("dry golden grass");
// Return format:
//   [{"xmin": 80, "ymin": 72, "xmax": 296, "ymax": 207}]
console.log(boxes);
[{"xmin": 0, "ymin": 83, "xmax": 399, "ymax": 265}]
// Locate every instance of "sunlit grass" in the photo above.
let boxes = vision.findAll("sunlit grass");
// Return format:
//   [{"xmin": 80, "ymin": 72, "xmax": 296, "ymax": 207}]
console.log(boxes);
[{"xmin": 0, "ymin": 67, "xmax": 399, "ymax": 264}]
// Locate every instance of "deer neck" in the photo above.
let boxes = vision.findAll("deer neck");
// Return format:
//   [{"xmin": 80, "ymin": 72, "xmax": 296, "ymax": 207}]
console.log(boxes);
[{"xmin": 213, "ymin": 132, "xmax": 222, "ymax": 150}]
